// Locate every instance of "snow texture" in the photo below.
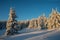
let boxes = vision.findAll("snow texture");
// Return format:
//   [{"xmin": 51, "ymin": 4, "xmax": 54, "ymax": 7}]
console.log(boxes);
[{"xmin": 0, "ymin": 28, "xmax": 60, "ymax": 40}]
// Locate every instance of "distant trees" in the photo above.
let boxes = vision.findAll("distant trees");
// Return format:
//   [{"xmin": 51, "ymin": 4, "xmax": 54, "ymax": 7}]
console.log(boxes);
[
  {"xmin": 28, "ymin": 8, "xmax": 60, "ymax": 30},
  {"xmin": 28, "ymin": 15, "xmax": 47, "ymax": 30},
  {"xmin": 9, "ymin": 8, "xmax": 60, "ymax": 30},
  {"xmin": 0, "ymin": 21, "xmax": 6, "ymax": 29},
  {"xmin": 3, "ymin": 8, "xmax": 60, "ymax": 35},
  {"xmin": 28, "ymin": 18, "xmax": 38, "ymax": 28},
  {"xmin": 17, "ymin": 20, "xmax": 29, "ymax": 30},
  {"xmin": 5, "ymin": 8, "xmax": 18, "ymax": 35}
]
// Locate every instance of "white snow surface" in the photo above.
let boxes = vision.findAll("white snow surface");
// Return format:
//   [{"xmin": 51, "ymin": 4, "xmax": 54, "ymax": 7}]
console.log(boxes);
[
  {"xmin": 0, "ymin": 28, "xmax": 60, "ymax": 40},
  {"xmin": 0, "ymin": 29, "xmax": 6, "ymax": 36}
]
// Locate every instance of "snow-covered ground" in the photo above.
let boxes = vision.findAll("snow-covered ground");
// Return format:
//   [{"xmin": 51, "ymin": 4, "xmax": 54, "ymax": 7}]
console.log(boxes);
[
  {"xmin": 0, "ymin": 28, "xmax": 60, "ymax": 40},
  {"xmin": 0, "ymin": 29, "xmax": 6, "ymax": 36}
]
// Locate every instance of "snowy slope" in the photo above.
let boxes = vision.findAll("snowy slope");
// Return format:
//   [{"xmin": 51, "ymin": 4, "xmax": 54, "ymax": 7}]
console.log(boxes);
[
  {"xmin": 25, "ymin": 29, "xmax": 60, "ymax": 40},
  {"xmin": 3, "ymin": 29, "xmax": 60, "ymax": 40},
  {"xmin": 0, "ymin": 29, "xmax": 60, "ymax": 40}
]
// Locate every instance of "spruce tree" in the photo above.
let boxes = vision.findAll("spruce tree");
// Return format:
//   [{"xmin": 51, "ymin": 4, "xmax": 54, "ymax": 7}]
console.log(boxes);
[{"xmin": 5, "ymin": 8, "xmax": 18, "ymax": 35}]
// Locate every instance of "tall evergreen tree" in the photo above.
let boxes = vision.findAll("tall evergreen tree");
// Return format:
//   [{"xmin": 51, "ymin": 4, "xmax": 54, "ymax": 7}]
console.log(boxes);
[{"xmin": 5, "ymin": 8, "xmax": 18, "ymax": 35}]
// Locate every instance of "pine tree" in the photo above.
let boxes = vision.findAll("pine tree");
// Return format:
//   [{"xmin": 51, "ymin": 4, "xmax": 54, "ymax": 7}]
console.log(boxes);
[
  {"xmin": 5, "ymin": 8, "xmax": 18, "ymax": 35},
  {"xmin": 28, "ymin": 19, "xmax": 35, "ymax": 28},
  {"xmin": 40, "ymin": 14, "xmax": 47, "ymax": 29},
  {"xmin": 37, "ymin": 16, "xmax": 41, "ymax": 29},
  {"xmin": 37, "ymin": 13, "xmax": 47, "ymax": 30},
  {"xmin": 47, "ymin": 8, "xmax": 60, "ymax": 29}
]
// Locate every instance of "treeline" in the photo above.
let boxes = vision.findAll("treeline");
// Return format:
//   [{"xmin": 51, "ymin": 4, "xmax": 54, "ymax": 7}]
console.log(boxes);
[
  {"xmin": 0, "ymin": 21, "xmax": 6, "ymax": 30},
  {"xmin": 18, "ymin": 9, "xmax": 60, "ymax": 30},
  {"xmin": 0, "ymin": 8, "xmax": 60, "ymax": 30}
]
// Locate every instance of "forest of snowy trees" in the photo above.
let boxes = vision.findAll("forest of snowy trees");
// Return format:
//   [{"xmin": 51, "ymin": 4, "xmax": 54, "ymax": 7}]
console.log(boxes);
[
  {"xmin": 0, "ymin": 8, "xmax": 60, "ymax": 35},
  {"xmin": 18, "ymin": 8, "xmax": 60, "ymax": 30}
]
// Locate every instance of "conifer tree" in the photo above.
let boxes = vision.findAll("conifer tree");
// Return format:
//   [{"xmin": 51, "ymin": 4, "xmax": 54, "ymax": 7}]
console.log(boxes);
[
  {"xmin": 40, "ymin": 14, "xmax": 47, "ymax": 29},
  {"xmin": 28, "ymin": 19, "xmax": 35, "ymax": 28},
  {"xmin": 5, "ymin": 8, "xmax": 18, "ymax": 35},
  {"xmin": 47, "ymin": 8, "xmax": 60, "ymax": 29}
]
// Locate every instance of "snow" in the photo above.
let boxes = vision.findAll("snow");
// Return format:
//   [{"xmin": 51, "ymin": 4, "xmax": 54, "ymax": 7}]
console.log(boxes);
[
  {"xmin": 18, "ymin": 28, "xmax": 41, "ymax": 33},
  {"xmin": 25, "ymin": 29, "xmax": 60, "ymax": 40},
  {"xmin": 0, "ymin": 29, "xmax": 6, "ymax": 36},
  {"xmin": 0, "ymin": 28, "xmax": 60, "ymax": 40}
]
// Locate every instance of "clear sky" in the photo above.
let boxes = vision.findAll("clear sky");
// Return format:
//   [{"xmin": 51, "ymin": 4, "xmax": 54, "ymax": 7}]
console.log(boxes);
[{"xmin": 0, "ymin": 0, "xmax": 60, "ymax": 21}]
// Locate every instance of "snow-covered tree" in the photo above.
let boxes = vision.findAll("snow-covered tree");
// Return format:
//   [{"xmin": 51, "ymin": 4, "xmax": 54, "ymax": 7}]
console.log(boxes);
[
  {"xmin": 37, "ymin": 16, "xmax": 42, "ymax": 29},
  {"xmin": 5, "ymin": 8, "xmax": 18, "ymax": 35},
  {"xmin": 28, "ymin": 19, "xmax": 35, "ymax": 28},
  {"xmin": 28, "ymin": 18, "xmax": 38, "ymax": 28},
  {"xmin": 39, "ymin": 14, "xmax": 47, "ymax": 29},
  {"xmin": 47, "ymin": 8, "xmax": 60, "ymax": 29},
  {"xmin": 37, "ymin": 13, "xmax": 47, "ymax": 30}
]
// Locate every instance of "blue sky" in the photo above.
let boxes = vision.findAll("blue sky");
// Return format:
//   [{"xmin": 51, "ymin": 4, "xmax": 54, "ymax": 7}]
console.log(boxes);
[{"xmin": 0, "ymin": 0, "xmax": 60, "ymax": 21}]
